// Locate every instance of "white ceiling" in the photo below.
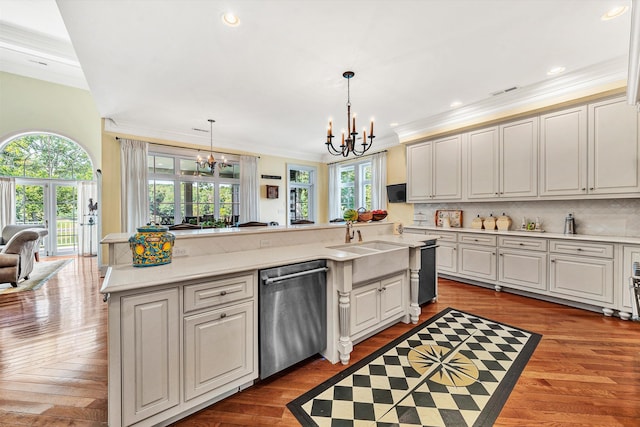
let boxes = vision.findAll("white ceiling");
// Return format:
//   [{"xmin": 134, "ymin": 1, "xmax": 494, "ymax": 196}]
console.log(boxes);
[{"xmin": 0, "ymin": 0, "xmax": 633, "ymax": 162}]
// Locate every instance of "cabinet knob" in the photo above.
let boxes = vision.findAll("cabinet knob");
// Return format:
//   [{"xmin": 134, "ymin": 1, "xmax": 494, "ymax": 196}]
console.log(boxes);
[
  {"xmin": 577, "ymin": 248, "xmax": 582, "ymax": 251},
  {"xmin": 220, "ymin": 290, "xmax": 227, "ymax": 296},
  {"xmin": 499, "ymin": 253, "xmax": 503, "ymax": 256},
  {"xmin": 382, "ymin": 287, "xmax": 387, "ymax": 291},
  {"xmin": 220, "ymin": 313, "xmax": 227, "ymax": 318},
  {"xmin": 519, "ymin": 243, "xmax": 524, "ymax": 246},
  {"xmin": 378, "ymin": 288, "xmax": 383, "ymax": 293},
  {"xmin": 590, "ymin": 187, "xmax": 594, "ymax": 190},
  {"xmin": 551, "ymin": 259, "xmax": 555, "ymax": 263},
  {"xmin": 582, "ymin": 188, "xmax": 586, "ymax": 191},
  {"xmin": 495, "ymin": 192, "xmax": 499, "ymax": 195},
  {"xmin": 492, "ymin": 252, "xmax": 496, "ymax": 256}
]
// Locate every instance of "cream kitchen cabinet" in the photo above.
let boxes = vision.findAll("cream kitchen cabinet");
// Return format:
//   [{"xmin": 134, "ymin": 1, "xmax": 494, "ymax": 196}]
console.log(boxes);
[
  {"xmin": 588, "ymin": 97, "xmax": 640, "ymax": 195},
  {"xmin": 498, "ymin": 249, "xmax": 547, "ymax": 292},
  {"xmin": 466, "ymin": 117, "xmax": 538, "ymax": 199},
  {"xmin": 457, "ymin": 234, "xmax": 497, "ymax": 282},
  {"xmin": 549, "ymin": 240, "xmax": 614, "ymax": 312},
  {"xmin": 406, "ymin": 135, "xmax": 462, "ymax": 202},
  {"xmin": 120, "ymin": 288, "xmax": 180, "ymax": 427},
  {"xmin": 436, "ymin": 232, "xmax": 458, "ymax": 274},
  {"xmin": 183, "ymin": 300, "xmax": 254, "ymax": 401},
  {"xmin": 539, "ymin": 106, "xmax": 588, "ymax": 197},
  {"xmin": 109, "ymin": 272, "xmax": 258, "ymax": 427},
  {"xmin": 350, "ymin": 274, "xmax": 406, "ymax": 338}
]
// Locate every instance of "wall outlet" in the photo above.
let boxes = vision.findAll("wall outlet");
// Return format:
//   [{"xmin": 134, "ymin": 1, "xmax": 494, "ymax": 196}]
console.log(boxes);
[
  {"xmin": 173, "ymin": 247, "xmax": 188, "ymax": 257},
  {"xmin": 260, "ymin": 239, "xmax": 271, "ymax": 248}
]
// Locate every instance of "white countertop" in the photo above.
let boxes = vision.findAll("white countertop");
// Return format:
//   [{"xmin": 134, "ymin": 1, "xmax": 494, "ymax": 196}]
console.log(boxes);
[
  {"xmin": 405, "ymin": 224, "xmax": 640, "ymax": 245},
  {"xmin": 101, "ymin": 233, "xmax": 437, "ymax": 294}
]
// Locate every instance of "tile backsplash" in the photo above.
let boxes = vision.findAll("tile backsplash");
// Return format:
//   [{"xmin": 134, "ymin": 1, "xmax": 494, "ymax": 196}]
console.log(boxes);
[{"xmin": 413, "ymin": 198, "xmax": 640, "ymax": 237}]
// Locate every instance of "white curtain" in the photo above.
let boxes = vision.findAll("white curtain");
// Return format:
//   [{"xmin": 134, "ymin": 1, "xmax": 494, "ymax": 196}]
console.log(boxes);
[
  {"xmin": 239, "ymin": 155, "xmax": 259, "ymax": 222},
  {"xmin": 120, "ymin": 139, "xmax": 149, "ymax": 234},
  {"xmin": 77, "ymin": 181, "xmax": 98, "ymax": 256},
  {"xmin": 328, "ymin": 163, "xmax": 341, "ymax": 220},
  {"xmin": 0, "ymin": 177, "xmax": 16, "ymax": 230},
  {"xmin": 371, "ymin": 151, "xmax": 388, "ymax": 211}
]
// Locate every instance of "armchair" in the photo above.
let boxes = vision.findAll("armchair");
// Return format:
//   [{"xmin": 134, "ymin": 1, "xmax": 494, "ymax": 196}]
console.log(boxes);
[
  {"xmin": 0, "ymin": 229, "xmax": 44, "ymax": 287},
  {"xmin": 1, "ymin": 224, "xmax": 46, "ymax": 261}
]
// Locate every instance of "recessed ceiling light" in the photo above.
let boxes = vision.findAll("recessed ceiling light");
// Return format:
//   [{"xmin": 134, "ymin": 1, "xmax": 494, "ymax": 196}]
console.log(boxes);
[
  {"xmin": 547, "ymin": 66, "xmax": 566, "ymax": 76},
  {"xmin": 222, "ymin": 12, "xmax": 240, "ymax": 27},
  {"xmin": 601, "ymin": 6, "xmax": 629, "ymax": 21},
  {"xmin": 390, "ymin": 122, "xmax": 399, "ymax": 127},
  {"xmin": 450, "ymin": 101, "xmax": 463, "ymax": 108}
]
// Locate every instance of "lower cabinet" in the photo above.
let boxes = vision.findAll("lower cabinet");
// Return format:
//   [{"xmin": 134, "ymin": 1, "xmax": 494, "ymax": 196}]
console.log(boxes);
[
  {"xmin": 112, "ymin": 272, "xmax": 258, "ymax": 427},
  {"xmin": 183, "ymin": 300, "xmax": 254, "ymax": 401},
  {"xmin": 436, "ymin": 243, "xmax": 457, "ymax": 273},
  {"xmin": 121, "ymin": 288, "xmax": 180, "ymax": 427},
  {"xmin": 498, "ymin": 249, "xmax": 547, "ymax": 291},
  {"xmin": 458, "ymin": 244, "xmax": 496, "ymax": 281},
  {"xmin": 351, "ymin": 274, "xmax": 405, "ymax": 337},
  {"xmin": 549, "ymin": 255, "xmax": 614, "ymax": 305}
]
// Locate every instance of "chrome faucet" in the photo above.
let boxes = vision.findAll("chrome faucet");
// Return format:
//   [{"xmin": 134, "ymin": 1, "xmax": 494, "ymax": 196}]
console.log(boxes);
[{"xmin": 345, "ymin": 222, "xmax": 355, "ymax": 243}]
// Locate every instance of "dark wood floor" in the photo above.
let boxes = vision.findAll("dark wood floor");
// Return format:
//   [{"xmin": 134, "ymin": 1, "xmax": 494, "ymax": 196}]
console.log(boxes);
[{"xmin": 0, "ymin": 257, "xmax": 639, "ymax": 426}]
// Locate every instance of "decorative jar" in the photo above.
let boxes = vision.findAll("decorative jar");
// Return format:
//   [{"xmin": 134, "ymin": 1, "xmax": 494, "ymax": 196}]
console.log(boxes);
[{"xmin": 129, "ymin": 223, "xmax": 175, "ymax": 267}]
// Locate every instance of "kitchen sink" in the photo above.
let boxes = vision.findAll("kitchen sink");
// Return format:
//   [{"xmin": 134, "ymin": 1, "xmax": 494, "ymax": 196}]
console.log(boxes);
[{"xmin": 328, "ymin": 240, "xmax": 409, "ymax": 285}]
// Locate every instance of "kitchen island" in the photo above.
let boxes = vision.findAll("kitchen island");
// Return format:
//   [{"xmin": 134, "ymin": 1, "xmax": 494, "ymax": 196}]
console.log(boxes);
[{"xmin": 101, "ymin": 222, "xmax": 439, "ymax": 427}]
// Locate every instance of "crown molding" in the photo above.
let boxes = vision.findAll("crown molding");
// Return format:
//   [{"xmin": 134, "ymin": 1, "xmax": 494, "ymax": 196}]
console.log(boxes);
[
  {"xmin": 627, "ymin": 0, "xmax": 640, "ymax": 106},
  {"xmin": 394, "ymin": 56, "xmax": 629, "ymax": 144},
  {"xmin": 104, "ymin": 119, "xmax": 326, "ymax": 163}
]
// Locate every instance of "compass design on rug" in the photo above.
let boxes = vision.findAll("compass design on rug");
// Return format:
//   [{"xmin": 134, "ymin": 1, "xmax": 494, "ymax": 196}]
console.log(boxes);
[{"xmin": 408, "ymin": 344, "xmax": 480, "ymax": 387}]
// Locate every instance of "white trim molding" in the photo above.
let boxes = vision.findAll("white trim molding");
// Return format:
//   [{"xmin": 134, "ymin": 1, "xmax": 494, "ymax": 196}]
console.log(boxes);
[{"xmin": 394, "ymin": 56, "xmax": 628, "ymax": 144}]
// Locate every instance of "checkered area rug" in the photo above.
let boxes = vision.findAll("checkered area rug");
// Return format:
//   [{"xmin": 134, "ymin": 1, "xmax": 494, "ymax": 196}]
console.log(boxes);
[{"xmin": 287, "ymin": 307, "xmax": 541, "ymax": 427}]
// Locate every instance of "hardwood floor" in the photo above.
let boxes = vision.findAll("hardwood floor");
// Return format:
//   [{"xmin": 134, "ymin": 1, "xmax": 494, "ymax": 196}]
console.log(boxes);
[{"xmin": 0, "ymin": 258, "xmax": 639, "ymax": 426}]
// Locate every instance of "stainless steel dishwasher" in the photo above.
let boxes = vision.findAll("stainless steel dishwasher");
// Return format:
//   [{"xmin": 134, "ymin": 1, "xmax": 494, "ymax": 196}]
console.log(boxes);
[{"xmin": 259, "ymin": 260, "xmax": 328, "ymax": 379}]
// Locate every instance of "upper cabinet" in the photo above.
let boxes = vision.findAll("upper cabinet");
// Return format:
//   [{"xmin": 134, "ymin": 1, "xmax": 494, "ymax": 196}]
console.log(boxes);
[
  {"xmin": 539, "ymin": 106, "xmax": 588, "ymax": 196},
  {"xmin": 588, "ymin": 97, "xmax": 640, "ymax": 195},
  {"xmin": 467, "ymin": 117, "xmax": 538, "ymax": 199},
  {"xmin": 407, "ymin": 95, "xmax": 640, "ymax": 203},
  {"xmin": 406, "ymin": 135, "xmax": 462, "ymax": 202}
]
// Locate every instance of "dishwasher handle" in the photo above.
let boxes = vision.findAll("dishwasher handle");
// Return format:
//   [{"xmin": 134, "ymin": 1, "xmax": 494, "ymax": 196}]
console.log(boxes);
[{"xmin": 263, "ymin": 266, "xmax": 329, "ymax": 285}]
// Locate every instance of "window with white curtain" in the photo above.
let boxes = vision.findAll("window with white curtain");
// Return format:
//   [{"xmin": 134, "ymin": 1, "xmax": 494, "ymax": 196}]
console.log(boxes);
[
  {"xmin": 288, "ymin": 164, "xmax": 316, "ymax": 224},
  {"xmin": 339, "ymin": 160, "xmax": 372, "ymax": 212},
  {"xmin": 148, "ymin": 152, "xmax": 240, "ymax": 226}
]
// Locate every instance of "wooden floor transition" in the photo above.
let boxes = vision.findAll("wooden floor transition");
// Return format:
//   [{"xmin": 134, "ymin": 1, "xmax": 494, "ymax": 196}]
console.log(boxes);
[{"xmin": 0, "ymin": 256, "xmax": 638, "ymax": 426}]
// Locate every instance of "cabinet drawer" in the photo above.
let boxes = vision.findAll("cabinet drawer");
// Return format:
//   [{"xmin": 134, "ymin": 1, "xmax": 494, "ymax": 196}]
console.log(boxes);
[
  {"xmin": 498, "ymin": 236, "xmax": 547, "ymax": 251},
  {"xmin": 549, "ymin": 240, "xmax": 613, "ymax": 258},
  {"xmin": 459, "ymin": 233, "xmax": 496, "ymax": 246},
  {"xmin": 184, "ymin": 273, "xmax": 255, "ymax": 312},
  {"xmin": 435, "ymin": 231, "xmax": 457, "ymax": 243}
]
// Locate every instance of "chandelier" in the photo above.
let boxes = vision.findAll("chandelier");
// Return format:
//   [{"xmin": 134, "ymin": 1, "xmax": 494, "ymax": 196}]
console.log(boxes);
[
  {"xmin": 196, "ymin": 119, "xmax": 217, "ymax": 173},
  {"xmin": 326, "ymin": 71, "xmax": 375, "ymax": 157}
]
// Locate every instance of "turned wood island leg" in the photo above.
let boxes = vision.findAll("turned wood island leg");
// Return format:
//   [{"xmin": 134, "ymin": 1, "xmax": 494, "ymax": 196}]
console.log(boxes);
[
  {"xmin": 409, "ymin": 268, "xmax": 420, "ymax": 324},
  {"xmin": 337, "ymin": 291, "xmax": 353, "ymax": 364}
]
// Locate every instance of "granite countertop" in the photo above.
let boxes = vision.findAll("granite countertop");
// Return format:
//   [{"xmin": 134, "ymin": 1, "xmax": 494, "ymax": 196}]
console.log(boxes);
[
  {"xmin": 101, "ymin": 233, "xmax": 437, "ymax": 294},
  {"xmin": 405, "ymin": 224, "xmax": 640, "ymax": 245}
]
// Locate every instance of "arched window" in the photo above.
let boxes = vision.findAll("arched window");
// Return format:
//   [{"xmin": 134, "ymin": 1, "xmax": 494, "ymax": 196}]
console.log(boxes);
[
  {"xmin": 0, "ymin": 133, "xmax": 93, "ymax": 180},
  {"xmin": 0, "ymin": 133, "xmax": 95, "ymax": 256}
]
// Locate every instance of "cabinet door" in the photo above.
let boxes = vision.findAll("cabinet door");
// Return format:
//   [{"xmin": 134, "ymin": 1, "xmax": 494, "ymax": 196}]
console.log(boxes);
[
  {"xmin": 539, "ymin": 106, "xmax": 588, "ymax": 196},
  {"xmin": 380, "ymin": 275, "xmax": 405, "ymax": 321},
  {"xmin": 467, "ymin": 127, "xmax": 499, "ymax": 199},
  {"xmin": 350, "ymin": 282, "xmax": 381, "ymax": 335},
  {"xmin": 433, "ymin": 135, "xmax": 462, "ymax": 199},
  {"xmin": 436, "ymin": 243, "xmax": 457, "ymax": 274},
  {"xmin": 121, "ymin": 289, "xmax": 180, "ymax": 427},
  {"xmin": 184, "ymin": 301, "xmax": 254, "ymax": 401},
  {"xmin": 458, "ymin": 244, "xmax": 497, "ymax": 281},
  {"xmin": 622, "ymin": 246, "xmax": 640, "ymax": 314},
  {"xmin": 500, "ymin": 117, "xmax": 538, "ymax": 197},
  {"xmin": 588, "ymin": 97, "xmax": 640, "ymax": 194},
  {"xmin": 406, "ymin": 142, "xmax": 433, "ymax": 202},
  {"xmin": 498, "ymin": 249, "xmax": 547, "ymax": 291},
  {"xmin": 549, "ymin": 255, "xmax": 614, "ymax": 304}
]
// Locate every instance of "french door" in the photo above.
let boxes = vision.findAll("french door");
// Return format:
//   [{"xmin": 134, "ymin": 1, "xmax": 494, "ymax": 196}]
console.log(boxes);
[{"xmin": 15, "ymin": 180, "xmax": 78, "ymax": 256}]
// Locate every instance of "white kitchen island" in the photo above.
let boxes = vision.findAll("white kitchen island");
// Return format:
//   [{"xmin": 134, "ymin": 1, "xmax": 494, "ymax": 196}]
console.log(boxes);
[{"xmin": 101, "ymin": 222, "xmax": 439, "ymax": 427}]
